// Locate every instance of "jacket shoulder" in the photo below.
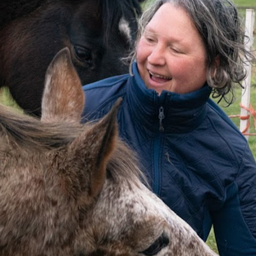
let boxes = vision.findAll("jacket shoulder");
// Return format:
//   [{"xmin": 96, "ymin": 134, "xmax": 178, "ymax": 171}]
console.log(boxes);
[{"xmin": 82, "ymin": 74, "xmax": 129, "ymax": 120}]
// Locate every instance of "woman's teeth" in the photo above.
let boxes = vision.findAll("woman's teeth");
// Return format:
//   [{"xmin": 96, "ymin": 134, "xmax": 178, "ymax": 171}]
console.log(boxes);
[{"xmin": 149, "ymin": 71, "xmax": 172, "ymax": 80}]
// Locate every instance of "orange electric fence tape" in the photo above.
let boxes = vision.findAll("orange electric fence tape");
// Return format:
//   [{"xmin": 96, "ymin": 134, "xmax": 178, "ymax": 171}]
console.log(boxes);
[{"xmin": 229, "ymin": 104, "xmax": 256, "ymax": 136}]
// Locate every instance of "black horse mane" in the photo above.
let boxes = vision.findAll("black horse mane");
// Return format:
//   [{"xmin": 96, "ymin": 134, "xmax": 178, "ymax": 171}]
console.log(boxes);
[
  {"xmin": 101, "ymin": 0, "xmax": 143, "ymax": 24},
  {"xmin": 0, "ymin": 0, "xmax": 44, "ymax": 29},
  {"xmin": 101, "ymin": 0, "xmax": 142, "ymax": 42},
  {"xmin": 0, "ymin": 0, "xmax": 144, "ymax": 34}
]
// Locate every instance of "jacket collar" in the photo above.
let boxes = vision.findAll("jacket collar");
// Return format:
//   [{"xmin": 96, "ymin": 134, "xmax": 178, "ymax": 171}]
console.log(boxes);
[{"xmin": 126, "ymin": 62, "xmax": 212, "ymax": 133}]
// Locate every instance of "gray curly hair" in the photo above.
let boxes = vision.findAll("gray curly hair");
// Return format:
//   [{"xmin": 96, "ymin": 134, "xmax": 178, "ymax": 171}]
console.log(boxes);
[{"xmin": 129, "ymin": 0, "xmax": 255, "ymax": 104}]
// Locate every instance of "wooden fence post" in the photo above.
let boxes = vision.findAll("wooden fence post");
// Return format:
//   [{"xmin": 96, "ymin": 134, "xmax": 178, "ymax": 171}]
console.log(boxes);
[{"xmin": 240, "ymin": 9, "xmax": 255, "ymax": 140}]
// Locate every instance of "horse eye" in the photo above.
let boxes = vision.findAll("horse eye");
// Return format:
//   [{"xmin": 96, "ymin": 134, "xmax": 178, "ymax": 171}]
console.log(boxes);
[
  {"xmin": 140, "ymin": 233, "xmax": 169, "ymax": 256},
  {"xmin": 74, "ymin": 45, "xmax": 92, "ymax": 65}
]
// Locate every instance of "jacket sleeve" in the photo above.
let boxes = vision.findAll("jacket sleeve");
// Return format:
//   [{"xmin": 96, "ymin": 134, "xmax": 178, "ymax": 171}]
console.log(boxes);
[{"xmin": 212, "ymin": 147, "xmax": 256, "ymax": 255}]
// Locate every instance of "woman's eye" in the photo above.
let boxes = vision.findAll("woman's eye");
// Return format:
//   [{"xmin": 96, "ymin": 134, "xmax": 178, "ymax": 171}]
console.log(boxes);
[
  {"xmin": 74, "ymin": 45, "xmax": 93, "ymax": 65},
  {"xmin": 170, "ymin": 47, "xmax": 183, "ymax": 54},
  {"xmin": 140, "ymin": 233, "xmax": 169, "ymax": 256},
  {"xmin": 146, "ymin": 37, "xmax": 155, "ymax": 42},
  {"xmin": 143, "ymin": 32, "xmax": 156, "ymax": 43}
]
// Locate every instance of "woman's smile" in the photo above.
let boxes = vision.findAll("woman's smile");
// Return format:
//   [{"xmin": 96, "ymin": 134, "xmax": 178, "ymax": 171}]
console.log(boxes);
[{"xmin": 149, "ymin": 70, "xmax": 172, "ymax": 84}]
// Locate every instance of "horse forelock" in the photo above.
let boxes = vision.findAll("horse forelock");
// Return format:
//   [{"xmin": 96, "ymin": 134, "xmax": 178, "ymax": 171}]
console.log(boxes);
[
  {"xmin": 100, "ymin": 0, "xmax": 142, "ymax": 44},
  {"xmin": 0, "ymin": 105, "xmax": 84, "ymax": 152}
]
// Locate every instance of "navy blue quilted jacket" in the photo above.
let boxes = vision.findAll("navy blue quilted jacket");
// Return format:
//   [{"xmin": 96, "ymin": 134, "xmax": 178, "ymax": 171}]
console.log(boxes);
[{"xmin": 82, "ymin": 62, "xmax": 256, "ymax": 255}]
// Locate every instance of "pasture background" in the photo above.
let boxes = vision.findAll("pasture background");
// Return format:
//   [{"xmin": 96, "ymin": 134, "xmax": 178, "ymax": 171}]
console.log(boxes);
[{"xmin": 0, "ymin": 0, "xmax": 256, "ymax": 254}]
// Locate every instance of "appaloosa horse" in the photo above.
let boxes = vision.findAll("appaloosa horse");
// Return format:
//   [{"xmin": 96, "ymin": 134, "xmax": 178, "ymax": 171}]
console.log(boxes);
[
  {"xmin": 0, "ymin": 0, "xmax": 145, "ymax": 116},
  {"xmin": 0, "ymin": 48, "xmax": 218, "ymax": 255}
]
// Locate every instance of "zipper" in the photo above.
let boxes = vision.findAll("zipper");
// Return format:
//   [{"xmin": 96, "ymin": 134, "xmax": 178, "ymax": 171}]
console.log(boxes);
[
  {"xmin": 158, "ymin": 106, "xmax": 165, "ymax": 132},
  {"xmin": 153, "ymin": 134, "xmax": 161, "ymax": 195},
  {"xmin": 152, "ymin": 106, "xmax": 165, "ymax": 195}
]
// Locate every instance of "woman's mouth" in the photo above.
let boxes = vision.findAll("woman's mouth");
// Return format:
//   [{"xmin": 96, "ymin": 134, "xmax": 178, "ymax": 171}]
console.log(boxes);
[{"xmin": 149, "ymin": 71, "xmax": 172, "ymax": 82}]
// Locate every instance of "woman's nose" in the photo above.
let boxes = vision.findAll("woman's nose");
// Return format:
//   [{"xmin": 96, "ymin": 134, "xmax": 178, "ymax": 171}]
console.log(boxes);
[{"xmin": 147, "ymin": 45, "xmax": 166, "ymax": 66}]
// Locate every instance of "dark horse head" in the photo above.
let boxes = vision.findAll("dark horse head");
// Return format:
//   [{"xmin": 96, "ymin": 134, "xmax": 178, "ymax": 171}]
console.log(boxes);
[{"xmin": 0, "ymin": 0, "xmax": 145, "ymax": 116}]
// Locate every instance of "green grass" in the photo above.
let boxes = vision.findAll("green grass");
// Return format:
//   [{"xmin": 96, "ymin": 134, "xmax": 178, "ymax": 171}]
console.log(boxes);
[
  {"xmin": 143, "ymin": 0, "xmax": 256, "ymax": 9},
  {"xmin": 234, "ymin": 0, "xmax": 256, "ymax": 7},
  {"xmin": 0, "ymin": 87, "xmax": 23, "ymax": 113},
  {"xmin": 207, "ymin": 228, "xmax": 219, "ymax": 253}
]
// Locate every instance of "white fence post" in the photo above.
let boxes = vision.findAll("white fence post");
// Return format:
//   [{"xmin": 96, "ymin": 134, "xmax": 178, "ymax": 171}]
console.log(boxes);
[{"xmin": 240, "ymin": 9, "xmax": 255, "ymax": 140}]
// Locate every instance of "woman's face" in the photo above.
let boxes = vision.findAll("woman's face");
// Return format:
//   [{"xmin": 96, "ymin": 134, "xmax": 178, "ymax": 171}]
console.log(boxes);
[{"xmin": 136, "ymin": 3, "xmax": 208, "ymax": 94}]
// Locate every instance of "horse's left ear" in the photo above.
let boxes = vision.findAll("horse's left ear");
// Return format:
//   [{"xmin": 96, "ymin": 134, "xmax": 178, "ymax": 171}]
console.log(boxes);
[
  {"xmin": 41, "ymin": 47, "xmax": 84, "ymax": 123},
  {"xmin": 67, "ymin": 98, "xmax": 122, "ymax": 202}
]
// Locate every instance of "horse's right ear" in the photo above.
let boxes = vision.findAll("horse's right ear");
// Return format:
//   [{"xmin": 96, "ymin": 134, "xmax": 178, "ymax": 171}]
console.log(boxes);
[
  {"xmin": 41, "ymin": 47, "xmax": 84, "ymax": 124},
  {"xmin": 64, "ymin": 98, "xmax": 122, "ymax": 204}
]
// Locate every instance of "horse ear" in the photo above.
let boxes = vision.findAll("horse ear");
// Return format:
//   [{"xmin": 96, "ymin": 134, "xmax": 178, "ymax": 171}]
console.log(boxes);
[
  {"xmin": 68, "ymin": 98, "xmax": 122, "ymax": 201},
  {"xmin": 41, "ymin": 47, "xmax": 84, "ymax": 123}
]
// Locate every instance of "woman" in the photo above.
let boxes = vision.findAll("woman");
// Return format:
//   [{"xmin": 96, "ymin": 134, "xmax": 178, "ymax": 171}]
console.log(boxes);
[{"xmin": 82, "ymin": 0, "xmax": 256, "ymax": 255}]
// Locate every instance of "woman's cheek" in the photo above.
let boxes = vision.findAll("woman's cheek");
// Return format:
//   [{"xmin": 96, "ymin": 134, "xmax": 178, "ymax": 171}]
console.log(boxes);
[
  {"xmin": 136, "ymin": 41, "xmax": 144, "ymax": 62},
  {"xmin": 137, "ymin": 39, "xmax": 152, "ymax": 61}
]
